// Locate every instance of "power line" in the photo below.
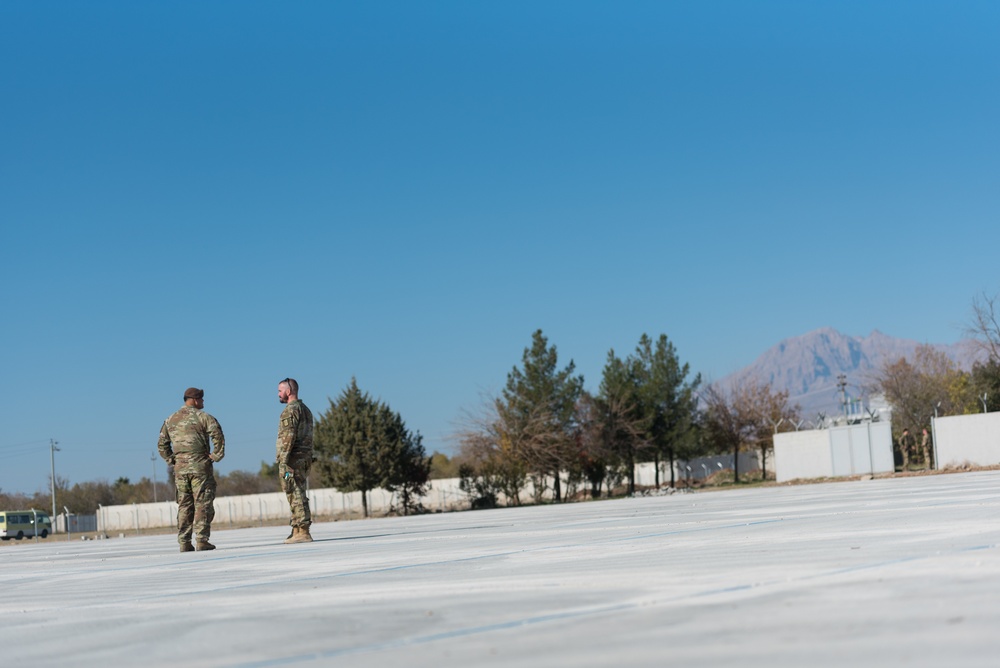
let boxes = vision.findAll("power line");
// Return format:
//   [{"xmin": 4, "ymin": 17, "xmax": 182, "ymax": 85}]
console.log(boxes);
[{"xmin": 0, "ymin": 438, "xmax": 50, "ymax": 452}]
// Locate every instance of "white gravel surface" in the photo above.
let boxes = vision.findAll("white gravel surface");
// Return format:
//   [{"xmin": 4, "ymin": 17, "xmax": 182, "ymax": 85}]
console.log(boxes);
[{"xmin": 5, "ymin": 471, "xmax": 1000, "ymax": 667}]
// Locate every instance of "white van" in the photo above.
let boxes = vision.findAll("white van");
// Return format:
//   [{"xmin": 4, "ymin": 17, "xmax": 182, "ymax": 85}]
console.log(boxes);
[{"xmin": 0, "ymin": 510, "xmax": 52, "ymax": 540}]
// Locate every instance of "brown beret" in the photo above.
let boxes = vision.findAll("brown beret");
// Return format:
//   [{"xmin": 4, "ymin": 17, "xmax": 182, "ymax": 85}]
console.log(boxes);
[{"xmin": 183, "ymin": 387, "xmax": 204, "ymax": 400}]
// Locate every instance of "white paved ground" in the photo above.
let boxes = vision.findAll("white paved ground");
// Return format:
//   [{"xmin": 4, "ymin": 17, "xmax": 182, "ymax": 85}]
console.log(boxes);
[{"xmin": 5, "ymin": 471, "xmax": 1000, "ymax": 667}]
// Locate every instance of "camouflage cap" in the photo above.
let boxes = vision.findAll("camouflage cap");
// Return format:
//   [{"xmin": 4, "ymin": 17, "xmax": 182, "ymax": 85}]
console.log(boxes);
[{"xmin": 183, "ymin": 387, "xmax": 204, "ymax": 400}]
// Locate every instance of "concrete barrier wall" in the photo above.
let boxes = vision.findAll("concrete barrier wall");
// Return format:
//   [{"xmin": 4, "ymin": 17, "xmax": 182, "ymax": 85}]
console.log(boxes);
[
  {"xmin": 774, "ymin": 422, "xmax": 893, "ymax": 483},
  {"xmin": 98, "ymin": 481, "xmax": 466, "ymax": 533},
  {"xmin": 94, "ymin": 461, "xmax": 718, "ymax": 532},
  {"xmin": 773, "ymin": 414, "xmax": 1000, "ymax": 480},
  {"xmin": 935, "ymin": 412, "xmax": 1000, "ymax": 468},
  {"xmin": 774, "ymin": 430, "xmax": 833, "ymax": 483}
]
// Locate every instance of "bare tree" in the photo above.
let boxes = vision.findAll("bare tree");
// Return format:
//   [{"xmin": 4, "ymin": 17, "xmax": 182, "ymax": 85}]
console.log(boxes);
[
  {"xmin": 497, "ymin": 399, "xmax": 578, "ymax": 502},
  {"xmin": 879, "ymin": 345, "xmax": 975, "ymax": 428},
  {"xmin": 700, "ymin": 378, "xmax": 798, "ymax": 483},
  {"xmin": 454, "ymin": 394, "xmax": 541, "ymax": 506},
  {"xmin": 572, "ymin": 392, "xmax": 613, "ymax": 498},
  {"xmin": 700, "ymin": 383, "xmax": 752, "ymax": 483},
  {"xmin": 743, "ymin": 384, "xmax": 800, "ymax": 480},
  {"xmin": 965, "ymin": 292, "xmax": 1000, "ymax": 365}
]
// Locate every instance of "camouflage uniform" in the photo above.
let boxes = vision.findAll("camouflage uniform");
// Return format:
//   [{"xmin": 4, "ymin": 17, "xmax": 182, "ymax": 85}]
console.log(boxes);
[
  {"xmin": 921, "ymin": 429, "xmax": 933, "ymax": 469},
  {"xmin": 276, "ymin": 399, "xmax": 314, "ymax": 530},
  {"xmin": 158, "ymin": 406, "xmax": 225, "ymax": 546},
  {"xmin": 898, "ymin": 429, "xmax": 914, "ymax": 469}
]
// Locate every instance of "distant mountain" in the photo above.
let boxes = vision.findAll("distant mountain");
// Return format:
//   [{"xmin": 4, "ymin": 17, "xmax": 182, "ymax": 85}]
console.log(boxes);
[{"xmin": 718, "ymin": 327, "xmax": 982, "ymax": 418}]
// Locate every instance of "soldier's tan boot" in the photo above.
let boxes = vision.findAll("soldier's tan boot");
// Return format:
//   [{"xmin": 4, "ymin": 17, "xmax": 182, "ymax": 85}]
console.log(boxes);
[
  {"xmin": 285, "ymin": 526, "xmax": 313, "ymax": 544},
  {"xmin": 196, "ymin": 541, "xmax": 216, "ymax": 551},
  {"xmin": 180, "ymin": 542, "xmax": 195, "ymax": 553}
]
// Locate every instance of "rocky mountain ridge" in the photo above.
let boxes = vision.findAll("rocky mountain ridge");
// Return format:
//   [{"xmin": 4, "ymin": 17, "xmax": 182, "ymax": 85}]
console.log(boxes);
[{"xmin": 719, "ymin": 327, "xmax": 981, "ymax": 418}]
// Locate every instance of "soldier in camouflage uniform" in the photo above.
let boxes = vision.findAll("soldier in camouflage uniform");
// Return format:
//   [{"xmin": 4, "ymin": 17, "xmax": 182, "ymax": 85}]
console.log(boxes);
[
  {"xmin": 898, "ymin": 428, "xmax": 914, "ymax": 470},
  {"xmin": 276, "ymin": 378, "xmax": 314, "ymax": 544},
  {"xmin": 157, "ymin": 387, "xmax": 225, "ymax": 552},
  {"xmin": 921, "ymin": 428, "xmax": 933, "ymax": 469}
]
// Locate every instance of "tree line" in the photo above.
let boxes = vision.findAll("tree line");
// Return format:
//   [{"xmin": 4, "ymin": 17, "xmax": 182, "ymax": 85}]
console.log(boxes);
[
  {"xmin": 448, "ymin": 289, "xmax": 1000, "ymax": 505},
  {"xmin": 8, "ymin": 291, "xmax": 999, "ymax": 519},
  {"xmin": 453, "ymin": 329, "xmax": 800, "ymax": 509}
]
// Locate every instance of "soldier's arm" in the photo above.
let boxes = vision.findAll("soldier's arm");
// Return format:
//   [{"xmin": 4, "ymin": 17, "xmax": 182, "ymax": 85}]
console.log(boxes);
[
  {"xmin": 206, "ymin": 415, "xmax": 225, "ymax": 462},
  {"xmin": 276, "ymin": 408, "xmax": 299, "ymax": 466},
  {"xmin": 157, "ymin": 422, "xmax": 176, "ymax": 466}
]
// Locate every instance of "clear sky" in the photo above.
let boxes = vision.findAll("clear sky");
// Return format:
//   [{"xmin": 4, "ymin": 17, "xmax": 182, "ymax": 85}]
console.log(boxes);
[{"xmin": 2, "ymin": 2, "xmax": 999, "ymax": 496}]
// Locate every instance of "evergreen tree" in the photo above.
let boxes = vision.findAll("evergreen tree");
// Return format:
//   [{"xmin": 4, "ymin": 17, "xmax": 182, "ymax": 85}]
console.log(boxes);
[
  {"xmin": 595, "ymin": 349, "xmax": 649, "ymax": 495},
  {"xmin": 970, "ymin": 360, "xmax": 1000, "ymax": 413},
  {"xmin": 500, "ymin": 330, "xmax": 584, "ymax": 502},
  {"xmin": 632, "ymin": 334, "xmax": 702, "ymax": 487},
  {"xmin": 378, "ymin": 405, "xmax": 431, "ymax": 516},
  {"xmin": 314, "ymin": 378, "xmax": 429, "ymax": 517}
]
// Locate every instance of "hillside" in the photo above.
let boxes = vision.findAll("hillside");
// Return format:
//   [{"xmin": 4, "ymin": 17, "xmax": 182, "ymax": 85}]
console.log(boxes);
[{"xmin": 719, "ymin": 327, "xmax": 981, "ymax": 418}]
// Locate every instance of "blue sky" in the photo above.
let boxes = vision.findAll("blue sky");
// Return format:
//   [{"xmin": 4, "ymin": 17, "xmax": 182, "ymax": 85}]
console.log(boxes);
[{"xmin": 2, "ymin": 2, "xmax": 999, "ymax": 496}]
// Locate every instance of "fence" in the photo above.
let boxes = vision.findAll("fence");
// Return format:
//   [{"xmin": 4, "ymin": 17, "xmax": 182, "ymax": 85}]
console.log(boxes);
[
  {"xmin": 674, "ymin": 453, "xmax": 760, "ymax": 483},
  {"xmin": 55, "ymin": 513, "xmax": 97, "ymax": 533}
]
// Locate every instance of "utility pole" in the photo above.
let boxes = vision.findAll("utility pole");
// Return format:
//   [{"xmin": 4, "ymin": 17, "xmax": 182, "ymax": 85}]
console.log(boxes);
[
  {"xmin": 50, "ymin": 439, "xmax": 60, "ymax": 522},
  {"xmin": 151, "ymin": 451, "xmax": 158, "ymax": 503},
  {"xmin": 931, "ymin": 401, "xmax": 942, "ymax": 471},
  {"xmin": 836, "ymin": 374, "xmax": 848, "ymax": 417}
]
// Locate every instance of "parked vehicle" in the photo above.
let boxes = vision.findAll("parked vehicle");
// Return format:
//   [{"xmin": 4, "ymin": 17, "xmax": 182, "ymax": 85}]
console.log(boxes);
[{"xmin": 0, "ymin": 510, "xmax": 52, "ymax": 540}]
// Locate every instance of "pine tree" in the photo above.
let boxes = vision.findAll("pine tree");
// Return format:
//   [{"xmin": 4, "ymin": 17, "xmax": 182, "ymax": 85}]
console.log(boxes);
[
  {"xmin": 376, "ymin": 403, "xmax": 431, "ymax": 516},
  {"xmin": 632, "ymin": 334, "xmax": 702, "ymax": 488},
  {"xmin": 314, "ymin": 378, "xmax": 429, "ymax": 517},
  {"xmin": 595, "ymin": 349, "xmax": 649, "ymax": 495},
  {"xmin": 500, "ymin": 330, "xmax": 583, "ymax": 501}
]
